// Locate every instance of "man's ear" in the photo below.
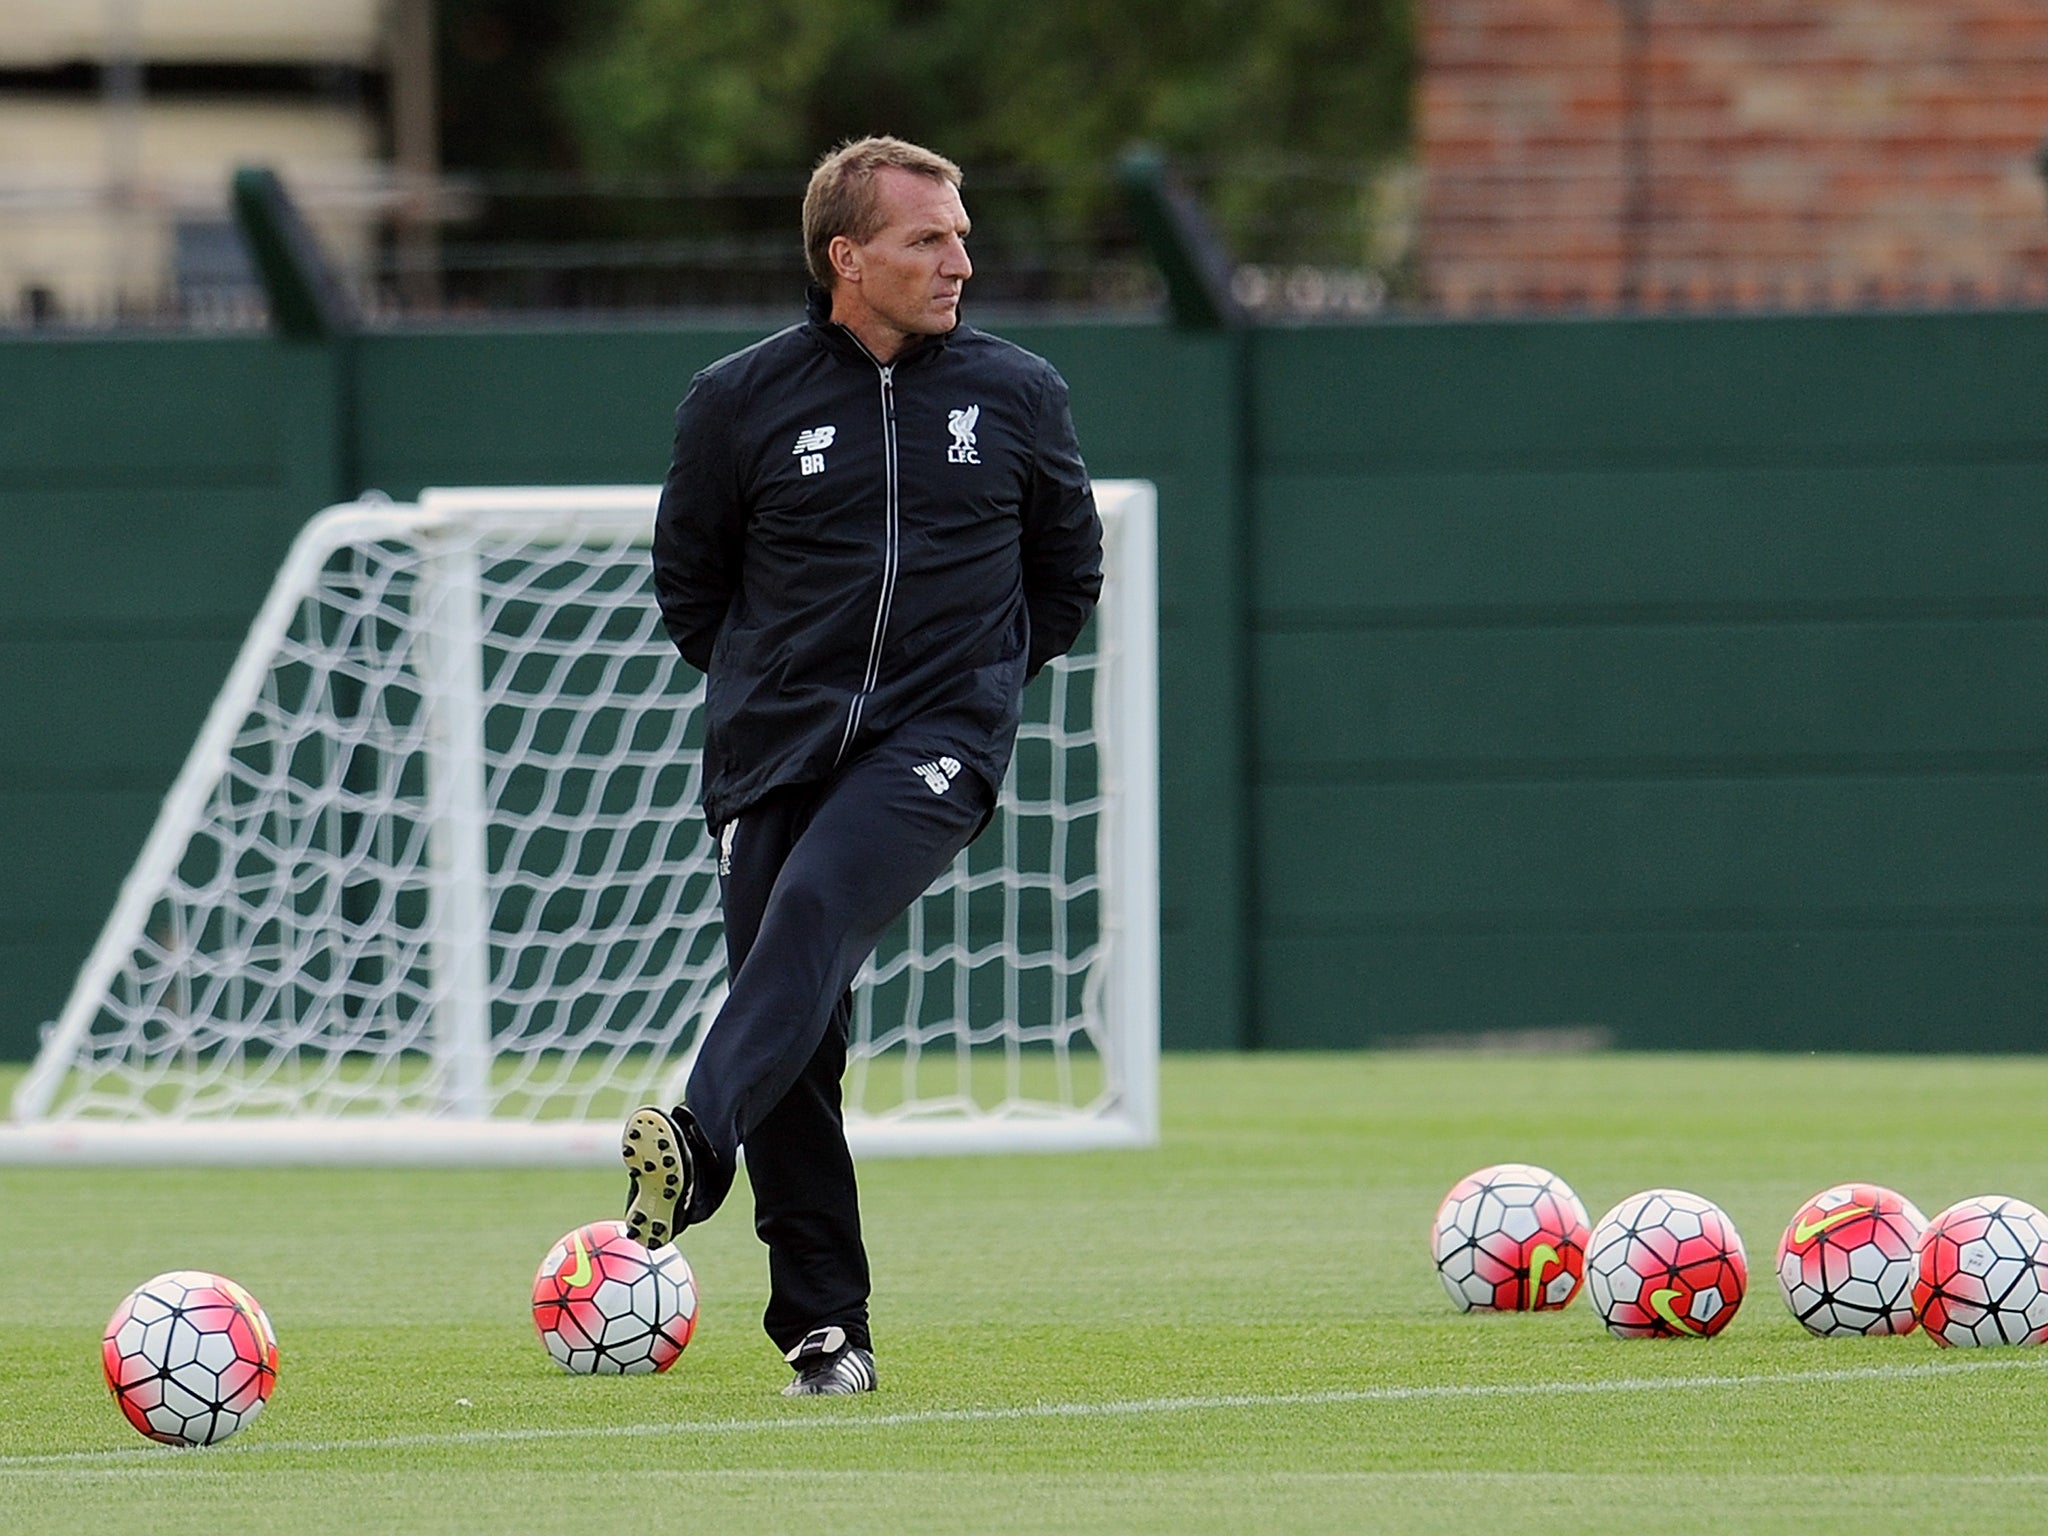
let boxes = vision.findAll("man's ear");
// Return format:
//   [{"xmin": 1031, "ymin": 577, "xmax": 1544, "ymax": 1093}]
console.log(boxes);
[{"xmin": 829, "ymin": 234, "xmax": 862, "ymax": 286}]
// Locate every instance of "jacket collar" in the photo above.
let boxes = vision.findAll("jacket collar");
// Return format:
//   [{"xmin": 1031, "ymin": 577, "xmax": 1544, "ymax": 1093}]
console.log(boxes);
[{"xmin": 804, "ymin": 282, "xmax": 960, "ymax": 368}]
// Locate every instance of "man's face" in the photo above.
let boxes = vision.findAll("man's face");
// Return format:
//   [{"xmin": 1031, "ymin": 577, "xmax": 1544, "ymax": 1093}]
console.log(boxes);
[{"xmin": 832, "ymin": 167, "xmax": 972, "ymax": 349}]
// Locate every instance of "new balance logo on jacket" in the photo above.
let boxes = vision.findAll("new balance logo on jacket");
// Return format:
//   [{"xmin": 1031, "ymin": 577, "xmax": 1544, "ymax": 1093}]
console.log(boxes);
[
  {"xmin": 793, "ymin": 424, "xmax": 836, "ymax": 476},
  {"xmin": 913, "ymin": 756, "xmax": 962, "ymax": 794}
]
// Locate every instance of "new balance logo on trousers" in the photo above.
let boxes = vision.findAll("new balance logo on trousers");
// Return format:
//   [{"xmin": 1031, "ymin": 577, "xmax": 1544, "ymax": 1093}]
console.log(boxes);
[{"xmin": 913, "ymin": 756, "xmax": 962, "ymax": 794}]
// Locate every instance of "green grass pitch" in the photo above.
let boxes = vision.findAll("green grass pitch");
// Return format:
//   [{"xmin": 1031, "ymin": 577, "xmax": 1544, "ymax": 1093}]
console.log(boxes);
[{"xmin": 4, "ymin": 1051, "xmax": 2047, "ymax": 1534}]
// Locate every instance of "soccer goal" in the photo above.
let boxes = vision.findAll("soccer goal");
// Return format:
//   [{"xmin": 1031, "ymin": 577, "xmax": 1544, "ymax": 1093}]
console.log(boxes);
[{"xmin": 3, "ymin": 483, "xmax": 1157, "ymax": 1164}]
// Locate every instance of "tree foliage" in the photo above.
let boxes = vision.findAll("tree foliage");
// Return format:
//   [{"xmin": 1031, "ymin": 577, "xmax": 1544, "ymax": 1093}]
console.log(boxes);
[{"xmin": 549, "ymin": 0, "xmax": 1413, "ymax": 263}]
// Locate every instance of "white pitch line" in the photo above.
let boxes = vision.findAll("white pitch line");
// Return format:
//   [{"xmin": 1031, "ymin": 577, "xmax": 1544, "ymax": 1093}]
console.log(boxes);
[
  {"xmin": 5, "ymin": 1353, "xmax": 2045, "ymax": 1473},
  {"xmin": 27, "ymin": 1465, "xmax": 2048, "ymax": 1490}
]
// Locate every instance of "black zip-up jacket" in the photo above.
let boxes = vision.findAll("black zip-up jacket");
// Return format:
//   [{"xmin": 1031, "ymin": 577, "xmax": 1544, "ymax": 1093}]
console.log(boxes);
[{"xmin": 653, "ymin": 287, "xmax": 1103, "ymax": 829}]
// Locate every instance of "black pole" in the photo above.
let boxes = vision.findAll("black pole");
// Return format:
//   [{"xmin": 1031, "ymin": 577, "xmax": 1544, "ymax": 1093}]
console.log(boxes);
[
  {"xmin": 231, "ymin": 165, "xmax": 359, "ymax": 342},
  {"xmin": 1118, "ymin": 147, "xmax": 1244, "ymax": 331}
]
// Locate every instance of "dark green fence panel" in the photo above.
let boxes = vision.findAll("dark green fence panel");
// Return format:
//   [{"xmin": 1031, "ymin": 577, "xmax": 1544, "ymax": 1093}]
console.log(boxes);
[
  {"xmin": 1248, "ymin": 309, "xmax": 2048, "ymax": 1051},
  {"xmin": 354, "ymin": 328, "xmax": 760, "ymax": 492},
  {"xmin": 0, "ymin": 337, "xmax": 343, "ymax": 1058},
  {"xmin": 1009, "ymin": 326, "xmax": 1247, "ymax": 1050}
]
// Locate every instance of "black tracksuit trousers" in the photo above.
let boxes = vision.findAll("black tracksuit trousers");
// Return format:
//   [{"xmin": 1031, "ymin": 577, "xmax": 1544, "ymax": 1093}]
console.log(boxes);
[{"xmin": 677, "ymin": 730, "xmax": 995, "ymax": 1355}]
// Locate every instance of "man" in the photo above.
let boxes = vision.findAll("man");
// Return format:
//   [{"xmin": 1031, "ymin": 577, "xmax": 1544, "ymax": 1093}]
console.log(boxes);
[{"xmin": 624, "ymin": 137, "xmax": 1103, "ymax": 1396}]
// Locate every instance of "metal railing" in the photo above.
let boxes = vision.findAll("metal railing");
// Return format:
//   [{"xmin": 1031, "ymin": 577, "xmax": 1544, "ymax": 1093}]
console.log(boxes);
[{"xmin": 4, "ymin": 153, "xmax": 2044, "ymax": 334}]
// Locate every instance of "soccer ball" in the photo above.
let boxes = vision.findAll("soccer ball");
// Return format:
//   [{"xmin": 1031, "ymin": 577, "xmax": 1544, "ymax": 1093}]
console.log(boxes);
[
  {"xmin": 1912, "ymin": 1195, "xmax": 2048, "ymax": 1348},
  {"xmin": 1586, "ymin": 1189, "xmax": 1747, "ymax": 1339},
  {"xmin": 1430, "ymin": 1162, "xmax": 1591, "ymax": 1311},
  {"xmin": 1776, "ymin": 1183, "xmax": 1926, "ymax": 1337},
  {"xmin": 102, "ymin": 1271, "xmax": 280, "ymax": 1446},
  {"xmin": 532, "ymin": 1219, "xmax": 699, "ymax": 1374}
]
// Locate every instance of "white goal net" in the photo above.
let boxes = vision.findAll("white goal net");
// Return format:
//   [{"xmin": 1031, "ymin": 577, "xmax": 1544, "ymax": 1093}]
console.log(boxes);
[{"xmin": 4, "ymin": 483, "xmax": 1156, "ymax": 1163}]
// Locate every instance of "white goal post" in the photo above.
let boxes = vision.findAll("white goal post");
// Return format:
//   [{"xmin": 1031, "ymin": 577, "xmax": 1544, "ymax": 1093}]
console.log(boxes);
[{"xmin": 3, "ymin": 482, "xmax": 1157, "ymax": 1164}]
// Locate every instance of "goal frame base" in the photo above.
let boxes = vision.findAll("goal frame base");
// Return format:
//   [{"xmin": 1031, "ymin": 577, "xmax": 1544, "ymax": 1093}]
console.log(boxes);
[{"xmin": 0, "ymin": 1114, "xmax": 1157, "ymax": 1166}]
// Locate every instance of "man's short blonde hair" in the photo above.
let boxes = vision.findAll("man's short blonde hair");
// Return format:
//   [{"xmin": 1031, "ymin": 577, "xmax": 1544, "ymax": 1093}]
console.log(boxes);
[{"xmin": 802, "ymin": 136, "xmax": 964, "ymax": 289}]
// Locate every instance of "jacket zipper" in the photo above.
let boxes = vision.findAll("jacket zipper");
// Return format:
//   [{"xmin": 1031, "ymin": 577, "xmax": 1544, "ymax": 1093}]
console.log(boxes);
[{"xmin": 835, "ymin": 358, "xmax": 899, "ymax": 765}]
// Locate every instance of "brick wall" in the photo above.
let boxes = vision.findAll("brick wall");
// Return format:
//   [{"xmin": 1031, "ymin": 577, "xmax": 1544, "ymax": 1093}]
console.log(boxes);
[{"xmin": 1418, "ymin": 0, "xmax": 2048, "ymax": 311}]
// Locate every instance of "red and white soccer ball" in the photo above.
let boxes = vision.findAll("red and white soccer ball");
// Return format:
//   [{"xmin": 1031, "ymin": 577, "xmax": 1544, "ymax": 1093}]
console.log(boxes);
[
  {"xmin": 1776, "ymin": 1183, "xmax": 1926, "ymax": 1337},
  {"xmin": 1431, "ymin": 1162, "xmax": 1591, "ymax": 1312},
  {"xmin": 1586, "ymin": 1189, "xmax": 1747, "ymax": 1339},
  {"xmin": 532, "ymin": 1218, "xmax": 699, "ymax": 1374},
  {"xmin": 1912, "ymin": 1195, "xmax": 2048, "ymax": 1348},
  {"xmin": 102, "ymin": 1270, "xmax": 280, "ymax": 1446}
]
